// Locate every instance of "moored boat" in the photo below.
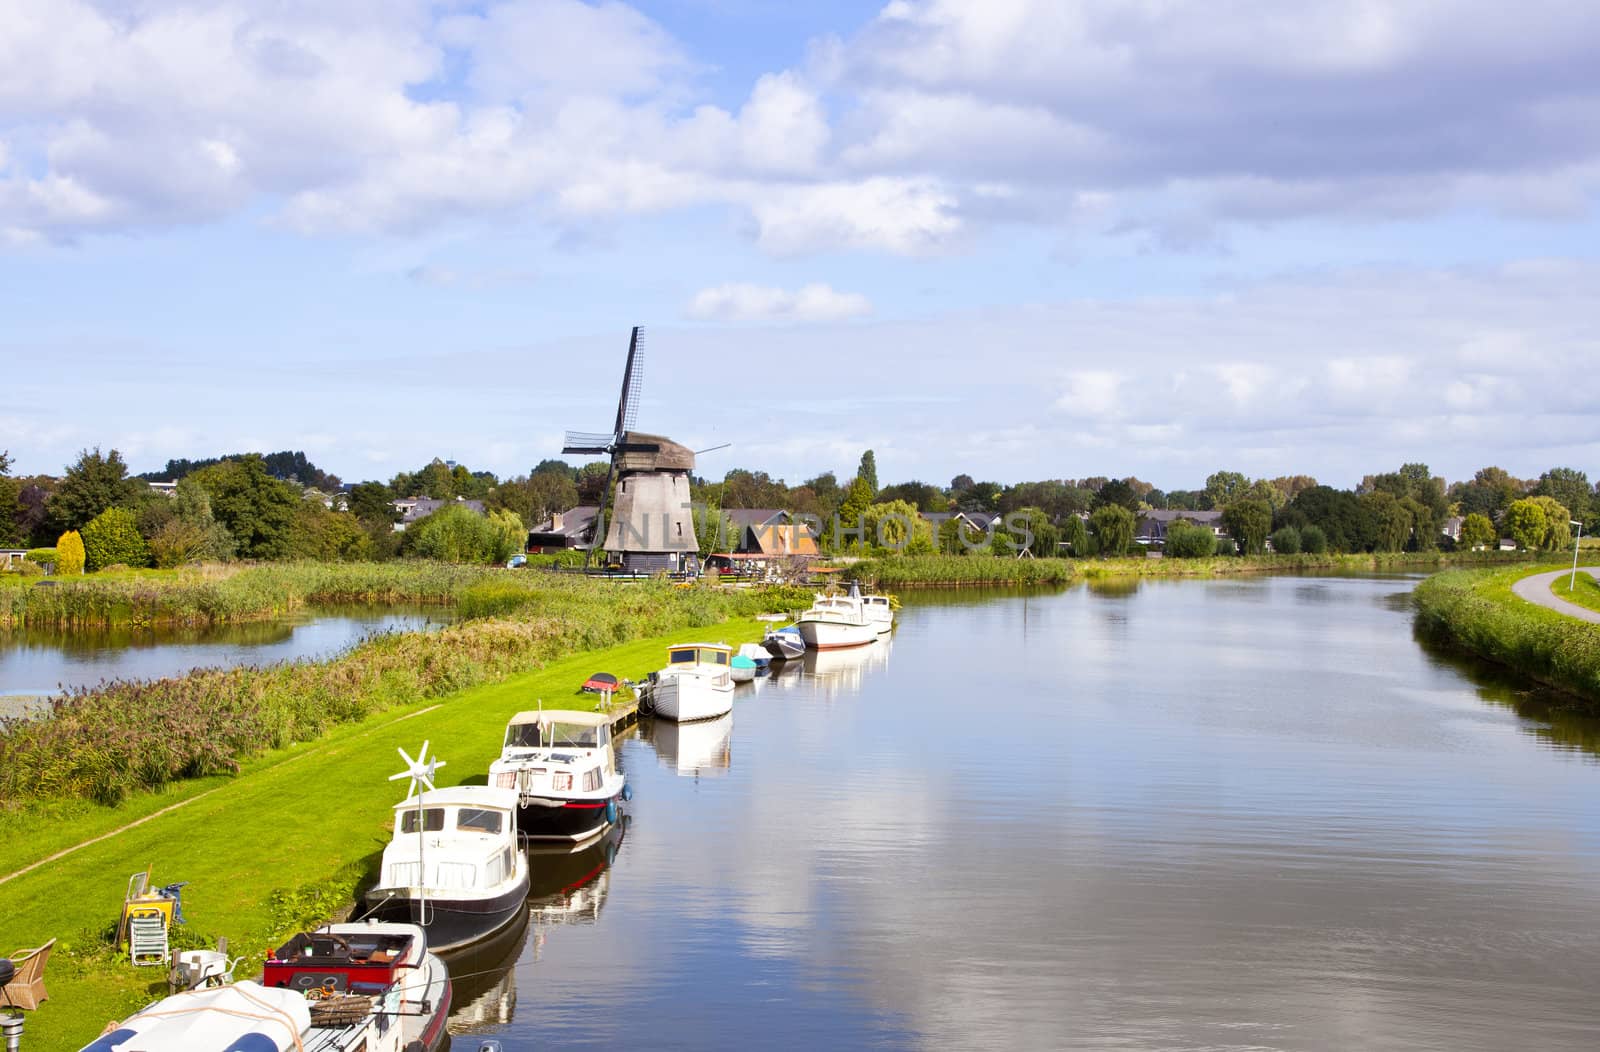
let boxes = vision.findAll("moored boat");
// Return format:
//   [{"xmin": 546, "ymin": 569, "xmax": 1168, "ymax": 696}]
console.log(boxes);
[
  {"xmin": 365, "ymin": 748, "xmax": 530, "ymax": 953},
  {"xmin": 762, "ymin": 624, "xmax": 806, "ymax": 660},
  {"xmin": 736, "ymin": 642, "xmax": 772, "ymax": 677},
  {"xmin": 488, "ymin": 710, "xmax": 626, "ymax": 842},
  {"xmin": 646, "ymin": 642, "xmax": 735, "ymax": 721},
  {"xmin": 861, "ymin": 592, "xmax": 895, "ymax": 633},
  {"xmin": 795, "ymin": 589, "xmax": 876, "ymax": 650},
  {"xmin": 83, "ymin": 922, "xmax": 450, "ymax": 1052}
]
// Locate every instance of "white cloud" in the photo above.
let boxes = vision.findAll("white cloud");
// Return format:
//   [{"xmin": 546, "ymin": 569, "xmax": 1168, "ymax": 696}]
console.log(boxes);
[
  {"xmin": 686, "ymin": 282, "xmax": 871, "ymax": 323},
  {"xmin": 748, "ymin": 177, "xmax": 961, "ymax": 256},
  {"xmin": 1055, "ymin": 370, "xmax": 1124, "ymax": 418}
]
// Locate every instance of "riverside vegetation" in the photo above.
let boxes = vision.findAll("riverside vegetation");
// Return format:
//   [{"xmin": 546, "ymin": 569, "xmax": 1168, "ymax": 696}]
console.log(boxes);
[{"xmin": 1414, "ymin": 562, "xmax": 1600, "ymax": 702}]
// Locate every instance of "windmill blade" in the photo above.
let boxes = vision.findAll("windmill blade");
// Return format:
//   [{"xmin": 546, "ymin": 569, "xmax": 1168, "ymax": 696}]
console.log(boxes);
[
  {"xmin": 613, "ymin": 326, "xmax": 645, "ymax": 438},
  {"xmin": 562, "ymin": 431, "xmax": 614, "ymax": 455}
]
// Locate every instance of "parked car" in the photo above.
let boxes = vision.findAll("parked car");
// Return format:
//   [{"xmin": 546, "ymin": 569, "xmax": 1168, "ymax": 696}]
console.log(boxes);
[{"xmin": 505, "ymin": 554, "xmax": 527, "ymax": 569}]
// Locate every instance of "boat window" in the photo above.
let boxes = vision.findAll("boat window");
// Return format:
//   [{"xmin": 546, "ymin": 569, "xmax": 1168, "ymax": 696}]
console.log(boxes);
[
  {"xmin": 399, "ymin": 808, "xmax": 445, "ymax": 834},
  {"xmin": 669, "ymin": 649, "xmax": 696, "ymax": 664},
  {"xmin": 582, "ymin": 767, "xmax": 601, "ymax": 792},
  {"xmin": 548, "ymin": 723, "xmax": 600, "ymax": 748},
  {"xmin": 711, "ymin": 650, "xmax": 728, "ymax": 665},
  {"xmin": 457, "ymin": 808, "xmax": 504, "ymax": 834},
  {"xmin": 506, "ymin": 723, "xmax": 543, "ymax": 748}
]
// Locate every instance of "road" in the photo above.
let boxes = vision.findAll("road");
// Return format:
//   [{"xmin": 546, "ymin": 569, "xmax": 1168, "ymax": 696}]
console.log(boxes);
[{"xmin": 1511, "ymin": 566, "xmax": 1600, "ymax": 624}]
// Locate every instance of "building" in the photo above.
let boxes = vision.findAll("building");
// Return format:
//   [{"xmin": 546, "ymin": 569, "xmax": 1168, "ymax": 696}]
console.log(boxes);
[
  {"xmin": 600, "ymin": 432, "xmax": 701, "ymax": 574},
  {"xmin": 390, "ymin": 496, "xmax": 486, "ymax": 532},
  {"xmin": 528, "ymin": 506, "xmax": 600, "ymax": 552},
  {"xmin": 1441, "ymin": 516, "xmax": 1465, "ymax": 542},
  {"xmin": 1134, "ymin": 509, "xmax": 1225, "ymax": 546}
]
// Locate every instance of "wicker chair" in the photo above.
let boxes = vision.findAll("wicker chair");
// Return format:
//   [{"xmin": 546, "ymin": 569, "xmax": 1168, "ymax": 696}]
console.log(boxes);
[{"xmin": 2, "ymin": 938, "xmax": 54, "ymax": 1010}]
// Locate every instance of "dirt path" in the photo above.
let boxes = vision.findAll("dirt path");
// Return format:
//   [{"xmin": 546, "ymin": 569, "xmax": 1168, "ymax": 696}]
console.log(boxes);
[{"xmin": 1511, "ymin": 567, "xmax": 1600, "ymax": 624}]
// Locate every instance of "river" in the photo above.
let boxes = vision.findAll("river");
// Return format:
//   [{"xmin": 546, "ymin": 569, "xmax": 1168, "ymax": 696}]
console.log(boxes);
[{"xmin": 452, "ymin": 573, "xmax": 1600, "ymax": 1051}]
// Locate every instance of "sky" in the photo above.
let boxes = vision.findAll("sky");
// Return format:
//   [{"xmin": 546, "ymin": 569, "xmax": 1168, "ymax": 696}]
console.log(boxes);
[{"xmin": 2, "ymin": 0, "xmax": 1598, "ymax": 491}]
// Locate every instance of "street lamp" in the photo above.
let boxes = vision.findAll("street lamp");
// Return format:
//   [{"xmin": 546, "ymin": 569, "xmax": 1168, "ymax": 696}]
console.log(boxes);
[{"xmin": 1570, "ymin": 520, "xmax": 1585, "ymax": 592}]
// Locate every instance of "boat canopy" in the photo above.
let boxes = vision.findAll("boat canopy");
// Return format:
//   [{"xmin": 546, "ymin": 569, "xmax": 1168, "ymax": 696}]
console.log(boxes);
[
  {"xmin": 508, "ymin": 709, "xmax": 613, "ymax": 727},
  {"xmin": 668, "ymin": 643, "xmax": 731, "ymax": 665},
  {"xmin": 390, "ymin": 786, "xmax": 518, "ymax": 812}
]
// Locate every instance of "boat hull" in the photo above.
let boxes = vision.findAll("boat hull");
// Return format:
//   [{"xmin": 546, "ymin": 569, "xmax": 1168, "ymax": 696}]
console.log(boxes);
[
  {"xmin": 796, "ymin": 617, "xmax": 876, "ymax": 650},
  {"xmin": 364, "ymin": 871, "xmax": 530, "ymax": 953},
  {"xmin": 763, "ymin": 630, "xmax": 806, "ymax": 660},
  {"xmin": 517, "ymin": 792, "xmax": 622, "ymax": 841},
  {"xmin": 651, "ymin": 676, "xmax": 733, "ymax": 721}
]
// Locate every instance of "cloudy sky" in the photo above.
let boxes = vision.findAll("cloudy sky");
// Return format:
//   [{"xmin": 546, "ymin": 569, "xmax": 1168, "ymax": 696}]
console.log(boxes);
[{"xmin": 2, "ymin": 0, "xmax": 1598, "ymax": 489}]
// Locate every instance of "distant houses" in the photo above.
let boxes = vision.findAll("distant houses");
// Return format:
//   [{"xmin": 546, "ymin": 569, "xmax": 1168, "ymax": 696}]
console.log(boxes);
[
  {"xmin": 528, "ymin": 506, "xmax": 600, "ymax": 552},
  {"xmin": 1134, "ymin": 509, "xmax": 1226, "ymax": 547},
  {"xmin": 390, "ymin": 496, "xmax": 486, "ymax": 532}
]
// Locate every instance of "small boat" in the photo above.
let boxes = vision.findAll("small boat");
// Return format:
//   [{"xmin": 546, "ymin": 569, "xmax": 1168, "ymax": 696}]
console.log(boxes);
[
  {"xmin": 645, "ymin": 642, "xmax": 735, "ymax": 721},
  {"xmin": 364, "ymin": 746, "xmax": 530, "ymax": 952},
  {"xmin": 861, "ymin": 593, "xmax": 895, "ymax": 633},
  {"xmin": 795, "ymin": 587, "xmax": 876, "ymax": 650},
  {"xmin": 488, "ymin": 709, "xmax": 626, "ymax": 841},
  {"xmin": 580, "ymin": 671, "xmax": 621, "ymax": 694},
  {"xmin": 736, "ymin": 642, "xmax": 772, "ymax": 677},
  {"xmin": 83, "ymin": 922, "xmax": 450, "ymax": 1051},
  {"xmin": 762, "ymin": 624, "xmax": 806, "ymax": 661}
]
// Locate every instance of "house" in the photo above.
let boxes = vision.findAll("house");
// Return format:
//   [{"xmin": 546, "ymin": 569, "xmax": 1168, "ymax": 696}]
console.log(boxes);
[
  {"xmin": 1498, "ymin": 537, "xmax": 1519, "ymax": 551},
  {"xmin": 921, "ymin": 510, "xmax": 1000, "ymax": 534},
  {"xmin": 722, "ymin": 509, "xmax": 820, "ymax": 556},
  {"xmin": 528, "ymin": 506, "xmax": 600, "ymax": 552},
  {"xmin": 1441, "ymin": 516, "xmax": 1464, "ymax": 542},
  {"xmin": 0, "ymin": 549, "xmax": 28, "ymax": 571},
  {"xmin": 1134, "ymin": 509, "xmax": 1225, "ymax": 546},
  {"xmin": 390, "ymin": 496, "xmax": 486, "ymax": 532}
]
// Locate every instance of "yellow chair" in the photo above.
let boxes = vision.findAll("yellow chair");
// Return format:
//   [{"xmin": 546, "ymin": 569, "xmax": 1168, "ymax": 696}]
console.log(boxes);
[{"xmin": 2, "ymin": 938, "xmax": 54, "ymax": 1010}]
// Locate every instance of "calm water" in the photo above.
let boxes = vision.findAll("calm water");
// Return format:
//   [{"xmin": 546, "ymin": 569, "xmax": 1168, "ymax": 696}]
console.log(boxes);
[
  {"xmin": 450, "ymin": 575, "xmax": 1600, "ymax": 1051},
  {"xmin": 0, "ymin": 605, "xmax": 453, "ymax": 699}
]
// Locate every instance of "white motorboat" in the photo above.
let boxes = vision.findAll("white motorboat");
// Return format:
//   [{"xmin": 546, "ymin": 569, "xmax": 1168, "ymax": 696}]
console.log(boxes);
[
  {"xmin": 365, "ymin": 746, "xmax": 530, "ymax": 952},
  {"xmin": 489, "ymin": 709, "xmax": 626, "ymax": 842},
  {"xmin": 795, "ymin": 589, "xmax": 876, "ymax": 650},
  {"xmin": 646, "ymin": 642, "xmax": 735, "ymax": 721},
  {"xmin": 762, "ymin": 624, "xmax": 806, "ymax": 660},
  {"xmin": 83, "ymin": 922, "xmax": 450, "ymax": 1052},
  {"xmin": 861, "ymin": 593, "xmax": 896, "ymax": 633}
]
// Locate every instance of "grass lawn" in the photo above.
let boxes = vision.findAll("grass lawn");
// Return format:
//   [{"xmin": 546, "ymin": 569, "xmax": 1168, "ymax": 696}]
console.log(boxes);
[
  {"xmin": 2, "ymin": 618, "xmax": 762, "ymax": 1052},
  {"xmin": 1549, "ymin": 568, "xmax": 1600, "ymax": 615}
]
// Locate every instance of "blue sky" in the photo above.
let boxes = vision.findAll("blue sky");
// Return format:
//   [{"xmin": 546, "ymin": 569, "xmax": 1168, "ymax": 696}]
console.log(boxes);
[{"xmin": 2, "ymin": 0, "xmax": 1598, "ymax": 491}]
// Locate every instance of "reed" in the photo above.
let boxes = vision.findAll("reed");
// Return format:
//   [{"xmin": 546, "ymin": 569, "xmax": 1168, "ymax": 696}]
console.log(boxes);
[
  {"xmin": 0, "ymin": 579, "xmax": 802, "ymax": 807},
  {"xmin": 1414, "ymin": 565, "xmax": 1600, "ymax": 702}
]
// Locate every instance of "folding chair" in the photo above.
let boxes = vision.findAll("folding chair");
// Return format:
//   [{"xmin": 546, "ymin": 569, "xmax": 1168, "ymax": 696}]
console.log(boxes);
[{"xmin": 129, "ymin": 911, "xmax": 169, "ymax": 967}]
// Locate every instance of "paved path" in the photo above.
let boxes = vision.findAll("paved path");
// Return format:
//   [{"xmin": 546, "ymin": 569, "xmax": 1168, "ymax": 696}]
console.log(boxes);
[{"xmin": 1511, "ymin": 567, "xmax": 1600, "ymax": 624}]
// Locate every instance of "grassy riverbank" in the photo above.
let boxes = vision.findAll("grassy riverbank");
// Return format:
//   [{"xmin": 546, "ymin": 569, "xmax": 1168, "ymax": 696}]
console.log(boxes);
[
  {"xmin": 1414, "ymin": 563, "xmax": 1600, "ymax": 702},
  {"xmin": 0, "ymin": 623, "xmax": 764, "ymax": 1052},
  {"xmin": 0, "ymin": 576, "xmax": 807, "ymax": 811},
  {"xmin": 848, "ymin": 549, "xmax": 1531, "ymax": 588},
  {"xmin": 1549, "ymin": 571, "xmax": 1600, "ymax": 615}
]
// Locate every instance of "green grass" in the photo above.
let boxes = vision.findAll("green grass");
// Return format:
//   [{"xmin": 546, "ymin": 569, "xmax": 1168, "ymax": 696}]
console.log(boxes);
[
  {"xmin": 848, "ymin": 549, "xmax": 1531, "ymax": 588},
  {"xmin": 0, "ymin": 622, "xmax": 762, "ymax": 1052},
  {"xmin": 1414, "ymin": 563, "xmax": 1600, "ymax": 702},
  {"xmin": 1549, "ymin": 569, "xmax": 1600, "ymax": 614}
]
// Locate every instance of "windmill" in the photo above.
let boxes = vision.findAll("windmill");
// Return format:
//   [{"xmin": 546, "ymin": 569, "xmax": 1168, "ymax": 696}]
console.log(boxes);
[{"xmin": 563, "ymin": 327, "xmax": 700, "ymax": 573}]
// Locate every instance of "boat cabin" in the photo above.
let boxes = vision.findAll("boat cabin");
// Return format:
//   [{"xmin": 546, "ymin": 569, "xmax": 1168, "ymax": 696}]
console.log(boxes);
[
  {"xmin": 492, "ymin": 710, "xmax": 617, "ymax": 796},
  {"xmin": 667, "ymin": 643, "xmax": 733, "ymax": 668},
  {"xmin": 382, "ymin": 787, "xmax": 520, "ymax": 892}
]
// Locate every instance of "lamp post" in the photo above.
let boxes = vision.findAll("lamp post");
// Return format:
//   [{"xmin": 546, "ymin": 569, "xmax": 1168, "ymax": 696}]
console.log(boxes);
[{"xmin": 1570, "ymin": 520, "xmax": 1584, "ymax": 592}]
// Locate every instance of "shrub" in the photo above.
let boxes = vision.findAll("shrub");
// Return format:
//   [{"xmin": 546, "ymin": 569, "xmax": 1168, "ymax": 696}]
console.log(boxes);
[
  {"xmin": 1300, "ymin": 524, "xmax": 1328, "ymax": 554},
  {"xmin": 1164, "ymin": 521, "xmax": 1216, "ymax": 559},
  {"xmin": 25, "ymin": 547, "xmax": 57, "ymax": 567},
  {"xmin": 56, "ymin": 531, "xmax": 86, "ymax": 575},
  {"xmin": 406, "ymin": 505, "xmax": 507, "ymax": 564},
  {"xmin": 10, "ymin": 560, "xmax": 43, "ymax": 577},
  {"xmin": 1271, "ymin": 526, "xmax": 1302, "ymax": 555},
  {"xmin": 81, "ymin": 507, "xmax": 150, "ymax": 571},
  {"xmin": 1459, "ymin": 513, "xmax": 1496, "ymax": 550}
]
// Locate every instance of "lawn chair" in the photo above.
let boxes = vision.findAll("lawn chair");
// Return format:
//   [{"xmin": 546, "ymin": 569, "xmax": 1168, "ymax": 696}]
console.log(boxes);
[
  {"xmin": 128, "ymin": 910, "xmax": 168, "ymax": 967},
  {"xmin": 2, "ymin": 937, "xmax": 54, "ymax": 1010}
]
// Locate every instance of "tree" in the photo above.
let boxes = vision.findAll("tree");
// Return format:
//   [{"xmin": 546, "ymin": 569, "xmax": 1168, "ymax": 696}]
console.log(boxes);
[
  {"xmin": 1061, "ymin": 515, "xmax": 1091, "ymax": 557},
  {"xmin": 1089, "ymin": 504, "xmax": 1135, "ymax": 556},
  {"xmin": 1165, "ymin": 520, "xmax": 1216, "ymax": 558},
  {"xmin": 1528, "ymin": 496, "xmax": 1572, "ymax": 550},
  {"xmin": 1535, "ymin": 468, "xmax": 1590, "ymax": 525},
  {"xmin": 348, "ymin": 482, "xmax": 399, "ymax": 525},
  {"xmin": 1450, "ymin": 466, "xmax": 1524, "ymax": 522},
  {"xmin": 954, "ymin": 480, "xmax": 1003, "ymax": 513},
  {"xmin": 1300, "ymin": 524, "xmax": 1328, "ymax": 554},
  {"xmin": 0, "ymin": 450, "xmax": 19, "ymax": 547},
  {"xmin": 992, "ymin": 507, "xmax": 1059, "ymax": 557},
  {"xmin": 191, "ymin": 455, "xmax": 302, "ymax": 560},
  {"xmin": 1459, "ymin": 513, "xmax": 1496, "ymax": 550},
  {"xmin": 286, "ymin": 501, "xmax": 374, "ymax": 562},
  {"xmin": 575, "ymin": 462, "xmax": 611, "ymax": 504},
  {"xmin": 56, "ymin": 529, "xmax": 86, "ymax": 574},
  {"xmin": 879, "ymin": 481, "xmax": 946, "ymax": 512},
  {"xmin": 864, "ymin": 500, "xmax": 932, "ymax": 553},
  {"xmin": 856, "ymin": 450, "xmax": 878, "ymax": 496},
  {"xmin": 1269, "ymin": 475, "xmax": 1319, "ymax": 501},
  {"xmin": 1093, "ymin": 479, "xmax": 1141, "ymax": 512},
  {"xmin": 1503, "ymin": 498, "xmax": 1548, "ymax": 551},
  {"xmin": 1270, "ymin": 525, "xmax": 1301, "ymax": 555},
  {"xmin": 405, "ymin": 505, "xmax": 514, "ymax": 564},
  {"xmin": 1361, "ymin": 491, "xmax": 1411, "ymax": 552},
  {"xmin": 834, "ymin": 475, "xmax": 876, "ymax": 551},
  {"xmin": 1221, "ymin": 499, "xmax": 1273, "ymax": 555},
  {"xmin": 48, "ymin": 448, "xmax": 142, "ymax": 532},
  {"xmin": 1204, "ymin": 470, "xmax": 1248, "ymax": 509},
  {"xmin": 1290, "ymin": 486, "xmax": 1375, "ymax": 553},
  {"xmin": 80, "ymin": 507, "xmax": 150, "ymax": 570}
]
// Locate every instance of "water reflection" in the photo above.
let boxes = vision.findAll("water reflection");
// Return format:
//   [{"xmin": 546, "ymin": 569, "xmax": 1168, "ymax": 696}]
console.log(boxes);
[
  {"xmin": 442, "ymin": 908, "xmax": 529, "ymax": 1034},
  {"xmin": 801, "ymin": 637, "xmax": 892, "ymax": 695},
  {"xmin": 640, "ymin": 713, "xmax": 733, "ymax": 777},
  {"xmin": 526, "ymin": 821, "xmax": 626, "ymax": 928},
  {"xmin": 461, "ymin": 575, "xmax": 1600, "ymax": 1051}
]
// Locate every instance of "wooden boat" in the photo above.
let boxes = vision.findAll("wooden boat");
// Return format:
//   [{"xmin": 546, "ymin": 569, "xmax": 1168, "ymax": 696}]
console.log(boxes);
[
  {"xmin": 645, "ymin": 642, "xmax": 735, "ymax": 721},
  {"xmin": 489, "ymin": 710, "xmax": 626, "ymax": 842},
  {"xmin": 81, "ymin": 922, "xmax": 450, "ymax": 1052},
  {"xmin": 364, "ymin": 782, "xmax": 530, "ymax": 952},
  {"xmin": 795, "ymin": 588, "xmax": 876, "ymax": 650}
]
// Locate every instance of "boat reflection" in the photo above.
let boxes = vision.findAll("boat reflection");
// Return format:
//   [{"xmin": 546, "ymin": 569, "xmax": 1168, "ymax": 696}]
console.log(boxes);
[
  {"xmin": 640, "ymin": 712, "xmax": 733, "ymax": 778},
  {"xmin": 526, "ymin": 819, "xmax": 627, "ymax": 928},
  {"xmin": 441, "ymin": 902, "xmax": 530, "ymax": 1035},
  {"xmin": 801, "ymin": 636, "xmax": 892, "ymax": 695}
]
